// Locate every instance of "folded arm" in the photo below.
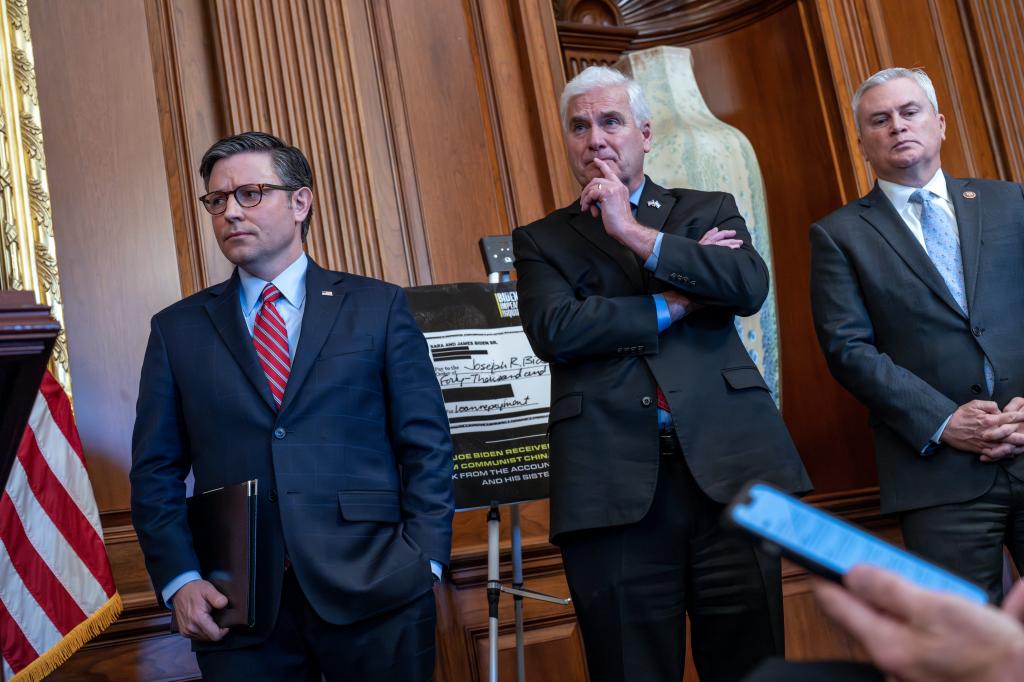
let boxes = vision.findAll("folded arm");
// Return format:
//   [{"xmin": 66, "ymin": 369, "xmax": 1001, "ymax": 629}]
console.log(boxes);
[
  {"xmin": 651, "ymin": 193, "xmax": 769, "ymax": 316},
  {"xmin": 512, "ymin": 227, "xmax": 659, "ymax": 364}
]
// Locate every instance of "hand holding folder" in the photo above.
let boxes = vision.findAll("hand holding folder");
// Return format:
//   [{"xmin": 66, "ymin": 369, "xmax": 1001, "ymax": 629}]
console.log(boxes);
[{"xmin": 170, "ymin": 479, "xmax": 258, "ymax": 633}]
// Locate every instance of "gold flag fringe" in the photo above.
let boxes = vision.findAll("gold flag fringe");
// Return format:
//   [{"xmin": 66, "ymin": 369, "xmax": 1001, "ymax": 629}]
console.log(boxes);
[{"xmin": 10, "ymin": 592, "xmax": 123, "ymax": 682}]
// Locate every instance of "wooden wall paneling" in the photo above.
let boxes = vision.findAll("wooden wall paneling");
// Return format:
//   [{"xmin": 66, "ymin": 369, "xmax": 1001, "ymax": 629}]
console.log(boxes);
[
  {"xmin": 872, "ymin": 0, "xmax": 1000, "ymax": 182},
  {"xmin": 957, "ymin": 0, "xmax": 1024, "ymax": 182},
  {"xmin": 473, "ymin": 0, "xmax": 577, "ymax": 226},
  {"xmin": 28, "ymin": 1, "xmax": 200, "ymax": 678},
  {"xmin": 27, "ymin": 0, "xmax": 182, "ymax": 512},
  {"xmin": 809, "ymin": 0, "xmax": 891, "ymax": 194},
  {"xmin": 146, "ymin": 0, "xmax": 231, "ymax": 295},
  {"xmin": 559, "ymin": 22, "xmax": 638, "ymax": 77},
  {"xmin": 515, "ymin": 0, "xmax": 582, "ymax": 212},
  {"xmin": 352, "ymin": 0, "xmax": 432, "ymax": 287},
  {"xmin": 810, "ymin": 0, "xmax": 1004, "ymax": 191},
  {"xmin": 796, "ymin": 0, "xmax": 869, "ymax": 207},
  {"xmin": 211, "ymin": 0, "xmax": 395, "ymax": 281},
  {"xmin": 378, "ymin": 0, "xmax": 509, "ymax": 284}
]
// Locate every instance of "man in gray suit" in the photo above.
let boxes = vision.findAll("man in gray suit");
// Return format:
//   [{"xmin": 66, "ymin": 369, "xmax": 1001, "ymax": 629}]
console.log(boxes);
[{"xmin": 810, "ymin": 67, "xmax": 1024, "ymax": 601}]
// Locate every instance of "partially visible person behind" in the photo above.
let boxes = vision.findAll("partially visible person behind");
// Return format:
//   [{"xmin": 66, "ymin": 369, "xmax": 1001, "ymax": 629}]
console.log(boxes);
[{"xmin": 810, "ymin": 67, "xmax": 1024, "ymax": 601}]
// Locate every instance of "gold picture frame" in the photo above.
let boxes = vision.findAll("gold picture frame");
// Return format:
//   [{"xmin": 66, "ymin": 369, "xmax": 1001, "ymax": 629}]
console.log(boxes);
[{"xmin": 0, "ymin": 0, "xmax": 69, "ymax": 392}]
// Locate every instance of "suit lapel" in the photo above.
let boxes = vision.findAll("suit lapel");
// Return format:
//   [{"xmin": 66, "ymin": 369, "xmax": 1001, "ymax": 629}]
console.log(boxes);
[
  {"xmin": 946, "ymin": 174, "xmax": 982, "ymax": 314},
  {"xmin": 859, "ymin": 184, "xmax": 966, "ymax": 319},
  {"xmin": 204, "ymin": 272, "xmax": 277, "ymax": 410},
  {"xmin": 569, "ymin": 201, "xmax": 644, "ymax": 290},
  {"xmin": 635, "ymin": 178, "xmax": 677, "ymax": 235},
  {"xmin": 278, "ymin": 259, "xmax": 346, "ymax": 414}
]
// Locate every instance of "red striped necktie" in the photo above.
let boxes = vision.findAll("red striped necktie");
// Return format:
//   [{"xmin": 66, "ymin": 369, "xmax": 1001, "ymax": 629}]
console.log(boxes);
[
  {"xmin": 656, "ymin": 386, "xmax": 670, "ymax": 412},
  {"xmin": 253, "ymin": 283, "xmax": 291, "ymax": 409}
]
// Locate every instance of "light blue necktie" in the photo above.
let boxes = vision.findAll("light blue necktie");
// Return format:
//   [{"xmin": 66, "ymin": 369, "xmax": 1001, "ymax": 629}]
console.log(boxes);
[{"xmin": 910, "ymin": 189, "xmax": 994, "ymax": 393}]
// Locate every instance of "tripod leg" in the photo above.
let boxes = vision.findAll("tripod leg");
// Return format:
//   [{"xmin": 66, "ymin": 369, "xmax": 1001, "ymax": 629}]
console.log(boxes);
[
  {"xmin": 488, "ymin": 502, "xmax": 501, "ymax": 682},
  {"xmin": 511, "ymin": 504, "xmax": 525, "ymax": 682}
]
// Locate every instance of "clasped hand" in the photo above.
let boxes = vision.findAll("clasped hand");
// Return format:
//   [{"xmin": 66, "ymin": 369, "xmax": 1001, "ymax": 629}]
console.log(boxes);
[
  {"xmin": 580, "ymin": 159, "xmax": 742, "ymax": 324},
  {"xmin": 942, "ymin": 396, "xmax": 1024, "ymax": 461}
]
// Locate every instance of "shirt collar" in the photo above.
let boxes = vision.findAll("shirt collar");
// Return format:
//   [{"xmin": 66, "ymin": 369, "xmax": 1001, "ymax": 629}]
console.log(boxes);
[
  {"xmin": 877, "ymin": 168, "xmax": 948, "ymax": 213},
  {"xmin": 629, "ymin": 177, "xmax": 646, "ymax": 210},
  {"xmin": 238, "ymin": 252, "xmax": 308, "ymax": 314}
]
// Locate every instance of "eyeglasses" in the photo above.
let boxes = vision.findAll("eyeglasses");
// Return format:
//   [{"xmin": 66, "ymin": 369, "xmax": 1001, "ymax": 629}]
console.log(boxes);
[{"xmin": 198, "ymin": 183, "xmax": 299, "ymax": 215}]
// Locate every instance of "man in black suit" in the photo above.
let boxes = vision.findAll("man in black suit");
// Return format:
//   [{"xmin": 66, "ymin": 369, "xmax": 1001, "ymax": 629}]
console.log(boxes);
[
  {"xmin": 810, "ymin": 67, "xmax": 1024, "ymax": 601},
  {"xmin": 513, "ymin": 65, "xmax": 811, "ymax": 682},
  {"xmin": 130, "ymin": 132, "xmax": 453, "ymax": 681}
]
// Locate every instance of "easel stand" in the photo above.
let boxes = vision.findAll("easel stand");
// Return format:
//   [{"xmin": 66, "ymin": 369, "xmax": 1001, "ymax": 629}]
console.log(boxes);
[
  {"xmin": 479, "ymin": 240, "xmax": 571, "ymax": 681},
  {"xmin": 486, "ymin": 501, "xmax": 571, "ymax": 682}
]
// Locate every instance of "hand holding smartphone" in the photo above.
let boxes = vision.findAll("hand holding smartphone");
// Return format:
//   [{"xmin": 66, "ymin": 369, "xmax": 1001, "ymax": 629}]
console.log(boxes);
[{"xmin": 725, "ymin": 482, "xmax": 988, "ymax": 605}]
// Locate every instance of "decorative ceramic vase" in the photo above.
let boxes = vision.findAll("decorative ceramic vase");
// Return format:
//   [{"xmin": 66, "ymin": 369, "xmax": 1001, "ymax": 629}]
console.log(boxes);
[{"xmin": 616, "ymin": 45, "xmax": 782, "ymax": 401}]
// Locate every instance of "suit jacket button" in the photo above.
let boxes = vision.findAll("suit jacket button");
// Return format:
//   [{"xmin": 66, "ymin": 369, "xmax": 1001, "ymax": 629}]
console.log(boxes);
[
  {"xmin": 970, "ymin": 384, "xmax": 982, "ymax": 395},
  {"xmin": 274, "ymin": 427, "xmax": 286, "ymax": 439},
  {"xmin": 268, "ymin": 489, "xmax": 278, "ymax": 503},
  {"xmin": 641, "ymin": 396, "xmax": 653, "ymax": 407},
  {"xmin": 972, "ymin": 326, "xmax": 983, "ymax": 337}
]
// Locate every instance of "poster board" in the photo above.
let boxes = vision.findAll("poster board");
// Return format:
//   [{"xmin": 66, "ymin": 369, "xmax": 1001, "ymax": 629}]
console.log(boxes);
[{"xmin": 405, "ymin": 282, "xmax": 550, "ymax": 510}]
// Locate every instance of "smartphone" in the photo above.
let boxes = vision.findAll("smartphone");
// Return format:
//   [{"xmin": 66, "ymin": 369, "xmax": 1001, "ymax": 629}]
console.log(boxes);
[{"xmin": 725, "ymin": 481, "xmax": 989, "ymax": 604}]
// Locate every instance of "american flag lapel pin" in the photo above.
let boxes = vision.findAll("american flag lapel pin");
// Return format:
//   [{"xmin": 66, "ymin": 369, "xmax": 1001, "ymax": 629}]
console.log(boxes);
[
  {"xmin": 321, "ymin": 290, "xmax": 333, "ymax": 296},
  {"xmin": 647, "ymin": 199, "xmax": 661, "ymax": 209}
]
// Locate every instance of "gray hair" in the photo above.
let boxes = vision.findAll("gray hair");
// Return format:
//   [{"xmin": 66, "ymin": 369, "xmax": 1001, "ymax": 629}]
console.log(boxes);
[
  {"xmin": 559, "ymin": 66, "xmax": 652, "ymax": 131},
  {"xmin": 852, "ymin": 68, "xmax": 940, "ymax": 136},
  {"xmin": 199, "ymin": 131, "xmax": 315, "ymax": 240}
]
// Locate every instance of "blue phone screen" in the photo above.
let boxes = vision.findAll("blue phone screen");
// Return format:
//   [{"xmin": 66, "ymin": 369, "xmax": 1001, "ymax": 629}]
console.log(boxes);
[{"xmin": 732, "ymin": 483, "xmax": 988, "ymax": 604}]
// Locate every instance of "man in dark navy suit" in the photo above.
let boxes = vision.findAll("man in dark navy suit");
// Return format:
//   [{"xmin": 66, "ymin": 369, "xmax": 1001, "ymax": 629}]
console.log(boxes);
[{"xmin": 130, "ymin": 132, "xmax": 453, "ymax": 681}]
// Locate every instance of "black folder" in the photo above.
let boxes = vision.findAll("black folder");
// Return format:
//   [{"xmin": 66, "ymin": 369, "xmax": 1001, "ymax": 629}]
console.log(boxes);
[{"xmin": 170, "ymin": 479, "xmax": 258, "ymax": 631}]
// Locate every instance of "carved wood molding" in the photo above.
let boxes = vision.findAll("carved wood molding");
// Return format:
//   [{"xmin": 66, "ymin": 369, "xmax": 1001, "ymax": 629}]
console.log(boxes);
[
  {"xmin": 807, "ymin": 0, "xmax": 891, "ymax": 196},
  {"xmin": 619, "ymin": 0, "xmax": 795, "ymax": 46},
  {"xmin": 208, "ymin": 0, "xmax": 429, "ymax": 284},
  {"xmin": 958, "ymin": 0, "xmax": 1024, "ymax": 183},
  {"xmin": 557, "ymin": 22, "xmax": 638, "ymax": 76},
  {"xmin": 557, "ymin": 0, "xmax": 624, "ymax": 26},
  {"xmin": 145, "ymin": 0, "xmax": 213, "ymax": 297},
  {"xmin": 556, "ymin": 0, "xmax": 796, "ymax": 47},
  {"xmin": 0, "ymin": 0, "xmax": 70, "ymax": 391}
]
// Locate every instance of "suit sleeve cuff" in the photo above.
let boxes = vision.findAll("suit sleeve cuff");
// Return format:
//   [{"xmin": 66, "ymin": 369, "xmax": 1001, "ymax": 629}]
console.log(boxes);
[
  {"xmin": 652, "ymin": 294, "xmax": 671, "ymax": 333},
  {"xmin": 643, "ymin": 232, "xmax": 664, "ymax": 271},
  {"xmin": 162, "ymin": 570, "xmax": 202, "ymax": 608},
  {"xmin": 922, "ymin": 414, "xmax": 954, "ymax": 456}
]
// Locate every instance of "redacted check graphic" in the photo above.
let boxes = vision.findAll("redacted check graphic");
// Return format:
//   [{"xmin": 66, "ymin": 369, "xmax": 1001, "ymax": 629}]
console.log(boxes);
[{"xmin": 406, "ymin": 283, "xmax": 551, "ymax": 510}]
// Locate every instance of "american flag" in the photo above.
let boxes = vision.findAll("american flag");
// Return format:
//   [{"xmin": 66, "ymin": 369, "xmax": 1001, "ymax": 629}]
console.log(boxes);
[{"xmin": 0, "ymin": 372, "xmax": 121, "ymax": 681}]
